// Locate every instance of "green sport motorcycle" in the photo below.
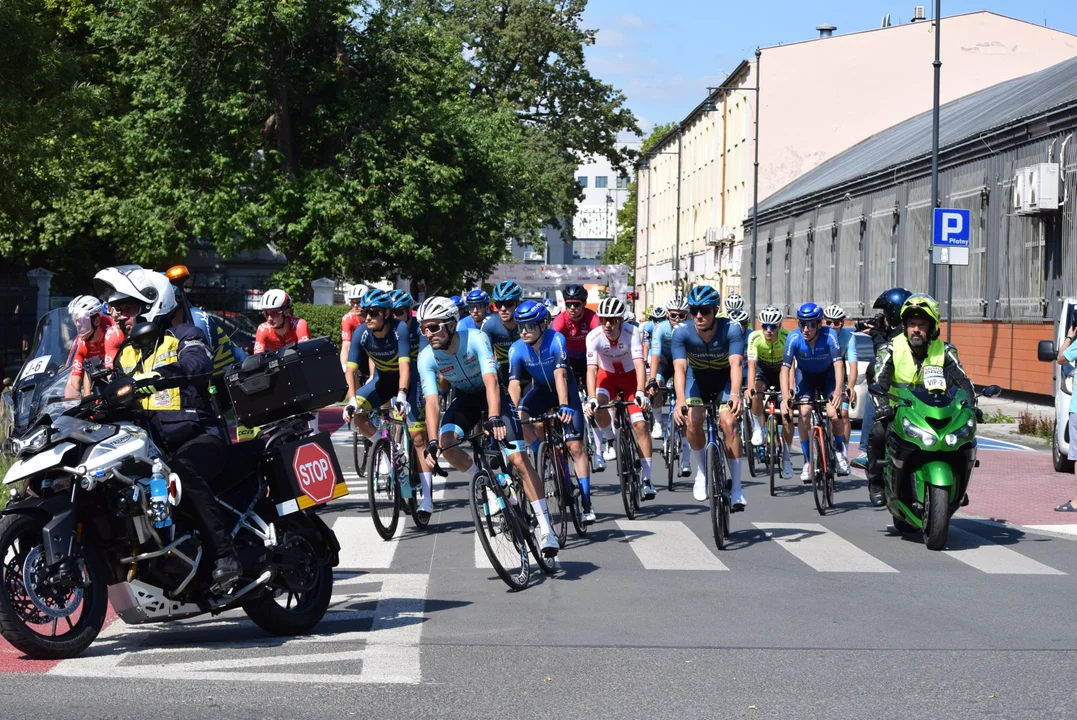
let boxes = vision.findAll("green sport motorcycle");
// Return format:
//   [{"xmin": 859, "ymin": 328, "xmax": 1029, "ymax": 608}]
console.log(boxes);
[{"xmin": 879, "ymin": 383, "xmax": 1001, "ymax": 550}]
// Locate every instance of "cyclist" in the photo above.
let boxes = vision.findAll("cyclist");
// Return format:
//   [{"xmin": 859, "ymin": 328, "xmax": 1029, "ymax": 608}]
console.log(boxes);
[
  {"xmin": 646, "ymin": 296, "xmax": 692, "ymax": 475},
  {"xmin": 450, "ymin": 295, "xmax": 467, "ymax": 321},
  {"xmin": 583, "ymin": 297, "xmax": 656, "ymax": 499},
  {"xmin": 865, "ymin": 294, "xmax": 977, "ymax": 507},
  {"xmin": 823, "ymin": 304, "xmax": 858, "ymax": 475},
  {"xmin": 551, "ymin": 283, "xmax": 604, "ymax": 470},
  {"xmin": 722, "ymin": 292, "xmax": 744, "ymax": 319},
  {"xmin": 458, "ymin": 289, "xmax": 491, "ymax": 331},
  {"xmin": 672, "ymin": 285, "xmax": 746, "ymax": 510},
  {"xmin": 417, "ymin": 296, "xmax": 559, "ymax": 556},
  {"xmin": 641, "ymin": 306, "xmax": 664, "ymax": 359},
  {"xmin": 64, "ymin": 295, "xmax": 124, "ymax": 399},
  {"xmin": 623, "ymin": 308, "xmax": 638, "ymax": 327},
  {"xmin": 342, "ymin": 289, "xmax": 432, "ymax": 518},
  {"xmin": 482, "ymin": 281, "xmax": 523, "ymax": 387},
  {"xmin": 254, "ymin": 290, "xmax": 310, "ymax": 353},
  {"xmin": 780, "ymin": 302, "xmax": 846, "ymax": 481},
  {"xmin": 746, "ymin": 306, "xmax": 793, "ymax": 478},
  {"xmin": 508, "ymin": 300, "xmax": 594, "ymax": 524},
  {"xmin": 340, "ymin": 285, "xmax": 365, "ymax": 370}
]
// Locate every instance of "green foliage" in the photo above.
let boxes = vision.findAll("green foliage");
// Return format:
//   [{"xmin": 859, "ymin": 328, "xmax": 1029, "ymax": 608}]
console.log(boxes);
[
  {"xmin": 1016, "ymin": 410, "xmax": 1052, "ymax": 439},
  {"xmin": 293, "ymin": 303, "xmax": 349, "ymax": 345},
  {"xmin": 981, "ymin": 408, "xmax": 1014, "ymax": 424}
]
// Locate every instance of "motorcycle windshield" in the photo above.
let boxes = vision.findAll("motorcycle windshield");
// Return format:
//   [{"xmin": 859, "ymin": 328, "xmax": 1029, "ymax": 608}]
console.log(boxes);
[
  {"xmin": 11, "ymin": 308, "xmax": 81, "ymax": 435},
  {"xmin": 906, "ymin": 385, "xmax": 969, "ymax": 409}
]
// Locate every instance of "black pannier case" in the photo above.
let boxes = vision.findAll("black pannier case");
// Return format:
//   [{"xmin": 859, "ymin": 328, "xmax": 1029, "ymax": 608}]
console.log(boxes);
[{"xmin": 224, "ymin": 337, "xmax": 347, "ymax": 427}]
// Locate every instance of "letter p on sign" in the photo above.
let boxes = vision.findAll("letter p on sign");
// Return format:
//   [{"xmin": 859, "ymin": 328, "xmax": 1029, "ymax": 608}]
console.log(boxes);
[{"xmin": 933, "ymin": 207, "xmax": 970, "ymax": 247}]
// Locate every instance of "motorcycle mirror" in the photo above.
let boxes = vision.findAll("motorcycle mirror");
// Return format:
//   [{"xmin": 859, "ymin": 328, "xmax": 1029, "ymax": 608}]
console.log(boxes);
[
  {"xmin": 128, "ymin": 322, "xmax": 161, "ymax": 351},
  {"xmin": 980, "ymin": 385, "xmax": 1002, "ymax": 399},
  {"xmin": 2, "ymin": 377, "xmax": 10, "ymax": 388}
]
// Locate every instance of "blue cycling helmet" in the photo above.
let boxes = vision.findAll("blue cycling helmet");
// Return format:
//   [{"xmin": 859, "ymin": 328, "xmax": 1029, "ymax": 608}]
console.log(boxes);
[
  {"xmin": 514, "ymin": 299, "xmax": 549, "ymax": 324},
  {"xmin": 796, "ymin": 302, "xmax": 823, "ymax": 322},
  {"xmin": 466, "ymin": 289, "xmax": 490, "ymax": 306},
  {"xmin": 686, "ymin": 284, "xmax": 721, "ymax": 308},
  {"xmin": 492, "ymin": 280, "xmax": 523, "ymax": 302},
  {"xmin": 450, "ymin": 295, "xmax": 466, "ymax": 314},
  {"xmin": 391, "ymin": 289, "xmax": 414, "ymax": 309},
  {"xmin": 361, "ymin": 288, "xmax": 392, "ymax": 309}
]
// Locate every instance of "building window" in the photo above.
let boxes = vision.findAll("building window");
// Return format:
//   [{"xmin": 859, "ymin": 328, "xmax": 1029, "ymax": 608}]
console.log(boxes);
[
  {"xmin": 595, "ymin": 176, "xmax": 608, "ymax": 189},
  {"xmin": 616, "ymin": 175, "xmax": 629, "ymax": 189},
  {"xmin": 572, "ymin": 239, "xmax": 611, "ymax": 260},
  {"xmin": 577, "ymin": 176, "xmax": 588, "ymax": 188}
]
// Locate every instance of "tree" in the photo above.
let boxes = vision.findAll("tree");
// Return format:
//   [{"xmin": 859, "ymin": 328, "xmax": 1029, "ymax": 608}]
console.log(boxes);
[{"xmin": 603, "ymin": 122, "xmax": 678, "ymax": 282}]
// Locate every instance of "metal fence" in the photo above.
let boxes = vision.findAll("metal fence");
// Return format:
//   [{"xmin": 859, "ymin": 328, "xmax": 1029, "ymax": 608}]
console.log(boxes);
[{"xmin": 0, "ymin": 273, "xmax": 38, "ymax": 377}]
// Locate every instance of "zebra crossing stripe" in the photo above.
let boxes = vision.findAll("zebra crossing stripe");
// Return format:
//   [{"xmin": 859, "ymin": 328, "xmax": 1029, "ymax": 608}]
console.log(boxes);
[
  {"xmin": 615, "ymin": 520, "xmax": 728, "ymax": 571},
  {"xmin": 753, "ymin": 522, "xmax": 898, "ymax": 573},
  {"xmin": 942, "ymin": 527, "xmax": 1066, "ymax": 575},
  {"xmin": 333, "ymin": 516, "xmax": 402, "ymax": 569}
]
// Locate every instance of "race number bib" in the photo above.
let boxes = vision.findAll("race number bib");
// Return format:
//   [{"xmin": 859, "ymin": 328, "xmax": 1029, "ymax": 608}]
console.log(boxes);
[{"xmin": 923, "ymin": 365, "xmax": 946, "ymax": 392}]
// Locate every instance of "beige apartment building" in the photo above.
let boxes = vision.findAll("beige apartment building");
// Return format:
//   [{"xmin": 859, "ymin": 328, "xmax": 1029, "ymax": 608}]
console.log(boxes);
[{"xmin": 634, "ymin": 10, "xmax": 1077, "ymax": 311}]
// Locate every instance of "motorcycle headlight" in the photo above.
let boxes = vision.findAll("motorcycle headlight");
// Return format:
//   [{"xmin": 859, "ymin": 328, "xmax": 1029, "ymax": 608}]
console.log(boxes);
[
  {"xmin": 902, "ymin": 417, "xmax": 936, "ymax": 446},
  {"xmin": 950, "ymin": 418, "xmax": 975, "ymax": 442},
  {"xmin": 12, "ymin": 427, "xmax": 49, "ymax": 457}
]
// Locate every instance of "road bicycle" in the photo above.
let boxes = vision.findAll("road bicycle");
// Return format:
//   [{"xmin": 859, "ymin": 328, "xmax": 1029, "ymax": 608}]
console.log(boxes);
[
  {"xmin": 760, "ymin": 387, "xmax": 786, "ymax": 497},
  {"xmin": 526, "ymin": 411, "xmax": 588, "ymax": 543},
  {"xmin": 741, "ymin": 404, "xmax": 758, "ymax": 478},
  {"xmin": 366, "ymin": 407, "xmax": 431, "ymax": 539},
  {"xmin": 806, "ymin": 390, "xmax": 838, "ymax": 515},
  {"xmin": 684, "ymin": 401, "xmax": 734, "ymax": 550},
  {"xmin": 598, "ymin": 397, "xmax": 645, "ymax": 520}
]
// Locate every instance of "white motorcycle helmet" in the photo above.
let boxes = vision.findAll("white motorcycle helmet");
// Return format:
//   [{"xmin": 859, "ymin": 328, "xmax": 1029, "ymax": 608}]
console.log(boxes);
[{"xmin": 93, "ymin": 266, "xmax": 177, "ymax": 324}]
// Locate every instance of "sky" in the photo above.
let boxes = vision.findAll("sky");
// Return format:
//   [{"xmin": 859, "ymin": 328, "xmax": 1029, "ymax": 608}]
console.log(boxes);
[{"xmin": 584, "ymin": 1, "xmax": 1077, "ymax": 139}]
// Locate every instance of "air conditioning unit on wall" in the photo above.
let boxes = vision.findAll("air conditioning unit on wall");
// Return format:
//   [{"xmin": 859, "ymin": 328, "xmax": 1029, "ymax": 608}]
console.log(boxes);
[
  {"xmin": 1014, "ymin": 163, "xmax": 1061, "ymax": 215},
  {"xmin": 705, "ymin": 226, "xmax": 736, "ymax": 246}
]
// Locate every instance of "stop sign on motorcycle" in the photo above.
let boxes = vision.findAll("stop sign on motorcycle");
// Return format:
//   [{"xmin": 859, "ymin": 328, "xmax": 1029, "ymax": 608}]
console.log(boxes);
[{"xmin": 292, "ymin": 442, "xmax": 337, "ymax": 504}]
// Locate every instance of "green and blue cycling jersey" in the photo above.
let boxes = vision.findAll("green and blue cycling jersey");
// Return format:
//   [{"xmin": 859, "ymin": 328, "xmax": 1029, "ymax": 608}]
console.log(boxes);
[
  {"xmin": 346, "ymin": 318, "xmax": 423, "ymax": 427},
  {"xmin": 480, "ymin": 315, "xmax": 519, "ymax": 370},
  {"xmin": 190, "ymin": 306, "xmax": 246, "ymax": 380},
  {"xmin": 671, "ymin": 318, "xmax": 744, "ymax": 403}
]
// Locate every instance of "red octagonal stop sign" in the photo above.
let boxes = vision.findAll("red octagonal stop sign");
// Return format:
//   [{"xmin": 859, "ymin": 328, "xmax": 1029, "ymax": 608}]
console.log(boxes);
[{"xmin": 292, "ymin": 442, "xmax": 337, "ymax": 504}]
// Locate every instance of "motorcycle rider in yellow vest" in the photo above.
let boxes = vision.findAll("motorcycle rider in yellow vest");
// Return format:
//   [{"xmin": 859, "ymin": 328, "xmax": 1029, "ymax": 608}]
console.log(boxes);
[
  {"xmin": 864, "ymin": 293, "xmax": 979, "ymax": 507},
  {"xmin": 93, "ymin": 266, "xmax": 241, "ymax": 588}
]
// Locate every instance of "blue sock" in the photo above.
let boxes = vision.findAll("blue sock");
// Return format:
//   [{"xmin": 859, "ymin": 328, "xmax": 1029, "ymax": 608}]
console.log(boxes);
[
  {"xmin": 578, "ymin": 476, "xmax": 591, "ymax": 509},
  {"xmin": 800, "ymin": 440, "xmax": 811, "ymax": 460},
  {"xmin": 834, "ymin": 437, "xmax": 845, "ymax": 453}
]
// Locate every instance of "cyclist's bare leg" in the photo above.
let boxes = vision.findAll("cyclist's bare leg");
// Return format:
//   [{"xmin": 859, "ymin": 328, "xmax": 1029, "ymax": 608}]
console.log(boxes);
[
  {"xmin": 566, "ymin": 439, "xmax": 588, "ymax": 480},
  {"xmin": 719, "ymin": 408, "xmax": 741, "ymax": 458},
  {"xmin": 438, "ymin": 430, "xmax": 475, "ymax": 474}
]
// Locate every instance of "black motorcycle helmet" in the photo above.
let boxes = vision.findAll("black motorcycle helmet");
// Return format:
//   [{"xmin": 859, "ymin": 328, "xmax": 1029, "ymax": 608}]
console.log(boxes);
[{"xmin": 872, "ymin": 287, "xmax": 913, "ymax": 329}]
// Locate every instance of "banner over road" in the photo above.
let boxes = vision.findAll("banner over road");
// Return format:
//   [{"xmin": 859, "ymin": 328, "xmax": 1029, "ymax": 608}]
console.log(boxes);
[{"xmin": 487, "ymin": 264, "xmax": 629, "ymax": 297}]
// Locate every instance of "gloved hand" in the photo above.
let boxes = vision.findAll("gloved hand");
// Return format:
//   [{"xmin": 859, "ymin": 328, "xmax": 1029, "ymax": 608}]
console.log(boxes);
[
  {"xmin": 342, "ymin": 397, "xmax": 359, "ymax": 422},
  {"xmin": 558, "ymin": 404, "xmax": 576, "ymax": 425},
  {"xmin": 645, "ymin": 378, "xmax": 659, "ymax": 395},
  {"xmin": 974, "ymin": 406, "xmax": 985, "ymax": 424},
  {"xmin": 634, "ymin": 390, "xmax": 651, "ymax": 412},
  {"xmin": 133, "ymin": 371, "xmax": 162, "ymax": 396},
  {"xmin": 876, "ymin": 403, "xmax": 896, "ymax": 422},
  {"xmin": 393, "ymin": 390, "xmax": 411, "ymax": 417},
  {"xmin": 425, "ymin": 440, "xmax": 440, "ymax": 463},
  {"xmin": 583, "ymin": 397, "xmax": 598, "ymax": 418},
  {"xmin": 484, "ymin": 415, "xmax": 507, "ymax": 441}
]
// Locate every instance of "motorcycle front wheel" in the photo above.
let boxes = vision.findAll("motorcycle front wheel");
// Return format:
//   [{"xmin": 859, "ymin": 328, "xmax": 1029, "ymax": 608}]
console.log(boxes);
[{"xmin": 0, "ymin": 513, "xmax": 108, "ymax": 659}]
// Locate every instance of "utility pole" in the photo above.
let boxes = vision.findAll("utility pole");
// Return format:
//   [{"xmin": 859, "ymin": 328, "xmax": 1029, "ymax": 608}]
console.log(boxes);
[
  {"xmin": 749, "ymin": 47, "xmax": 762, "ymax": 323},
  {"xmin": 929, "ymin": 0, "xmax": 942, "ymax": 299}
]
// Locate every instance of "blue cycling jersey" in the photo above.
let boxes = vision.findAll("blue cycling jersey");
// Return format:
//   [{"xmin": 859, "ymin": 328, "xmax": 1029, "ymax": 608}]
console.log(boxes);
[
  {"xmin": 457, "ymin": 315, "xmax": 478, "ymax": 332},
  {"xmin": 782, "ymin": 327, "xmax": 840, "ymax": 375},
  {"xmin": 508, "ymin": 330, "xmax": 578, "ymax": 394},
  {"xmin": 833, "ymin": 327, "xmax": 858, "ymax": 363},
  {"xmin": 418, "ymin": 328, "xmax": 499, "ymax": 397},
  {"xmin": 347, "ymin": 318, "xmax": 410, "ymax": 373},
  {"xmin": 481, "ymin": 315, "xmax": 520, "ymax": 367},
  {"xmin": 404, "ymin": 317, "xmax": 423, "ymax": 360},
  {"xmin": 650, "ymin": 320, "xmax": 676, "ymax": 364},
  {"xmin": 671, "ymin": 319, "xmax": 744, "ymax": 375},
  {"xmin": 640, "ymin": 320, "xmax": 655, "ymax": 348}
]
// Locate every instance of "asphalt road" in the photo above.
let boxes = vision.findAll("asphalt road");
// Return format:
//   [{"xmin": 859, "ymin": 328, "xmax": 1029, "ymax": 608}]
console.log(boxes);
[{"xmin": 3, "ymin": 427, "xmax": 1076, "ymax": 720}]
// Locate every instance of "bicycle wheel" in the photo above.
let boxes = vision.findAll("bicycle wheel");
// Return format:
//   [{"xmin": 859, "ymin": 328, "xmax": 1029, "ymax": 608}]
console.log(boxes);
[
  {"xmin": 406, "ymin": 441, "xmax": 431, "ymax": 529},
  {"xmin": 470, "ymin": 470, "xmax": 531, "ymax": 590},
  {"xmin": 707, "ymin": 444, "xmax": 728, "ymax": 550},
  {"xmin": 615, "ymin": 423, "xmax": 636, "ymax": 520},
  {"xmin": 824, "ymin": 428, "xmax": 836, "ymax": 509},
  {"xmin": 352, "ymin": 428, "xmax": 368, "ymax": 478},
  {"xmin": 767, "ymin": 416, "xmax": 779, "ymax": 497},
  {"xmin": 368, "ymin": 438, "xmax": 401, "ymax": 540},
  {"xmin": 518, "ymin": 475, "xmax": 557, "ymax": 575},
  {"xmin": 625, "ymin": 427, "xmax": 642, "ymax": 511},
  {"xmin": 810, "ymin": 429, "xmax": 827, "ymax": 516},
  {"xmin": 666, "ymin": 422, "xmax": 680, "ymax": 491},
  {"xmin": 537, "ymin": 442, "xmax": 568, "ymax": 547}
]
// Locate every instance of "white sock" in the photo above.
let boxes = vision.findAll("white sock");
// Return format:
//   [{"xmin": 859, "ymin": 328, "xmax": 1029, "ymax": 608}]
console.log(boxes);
[
  {"xmin": 681, "ymin": 437, "xmax": 692, "ymax": 463},
  {"xmin": 463, "ymin": 462, "xmax": 478, "ymax": 478},
  {"xmin": 753, "ymin": 414, "xmax": 763, "ymax": 430},
  {"xmin": 593, "ymin": 427, "xmax": 605, "ymax": 454},
  {"xmin": 729, "ymin": 457, "xmax": 743, "ymax": 495},
  {"xmin": 363, "ymin": 429, "xmax": 378, "ymax": 443},
  {"xmin": 691, "ymin": 448, "xmax": 706, "ymax": 480},
  {"xmin": 601, "ymin": 424, "xmax": 615, "ymax": 441},
  {"xmin": 532, "ymin": 499, "xmax": 553, "ymax": 536},
  {"xmin": 419, "ymin": 471, "xmax": 433, "ymax": 501},
  {"xmin": 641, "ymin": 456, "xmax": 652, "ymax": 482}
]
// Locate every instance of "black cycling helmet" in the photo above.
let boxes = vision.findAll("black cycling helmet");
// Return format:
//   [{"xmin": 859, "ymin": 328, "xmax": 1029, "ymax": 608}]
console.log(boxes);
[
  {"xmin": 872, "ymin": 287, "xmax": 913, "ymax": 328},
  {"xmin": 563, "ymin": 284, "xmax": 588, "ymax": 302}
]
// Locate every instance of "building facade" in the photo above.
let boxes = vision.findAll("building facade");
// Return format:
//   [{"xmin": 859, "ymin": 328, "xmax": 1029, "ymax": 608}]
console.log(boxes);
[{"xmin": 635, "ymin": 11, "xmax": 1077, "ymax": 313}]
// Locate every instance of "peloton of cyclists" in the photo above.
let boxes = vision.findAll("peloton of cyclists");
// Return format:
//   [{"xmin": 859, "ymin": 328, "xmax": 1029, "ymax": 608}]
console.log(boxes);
[{"xmin": 746, "ymin": 305, "xmax": 794, "ymax": 478}]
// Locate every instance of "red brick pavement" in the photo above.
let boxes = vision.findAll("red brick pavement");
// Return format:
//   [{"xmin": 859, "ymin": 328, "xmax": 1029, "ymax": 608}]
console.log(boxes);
[{"xmin": 962, "ymin": 448, "xmax": 1077, "ymax": 527}]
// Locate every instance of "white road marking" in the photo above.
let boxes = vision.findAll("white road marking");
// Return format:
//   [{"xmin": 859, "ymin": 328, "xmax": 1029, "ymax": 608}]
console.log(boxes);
[
  {"xmin": 943, "ymin": 527, "xmax": 1066, "ymax": 574},
  {"xmin": 615, "ymin": 520, "xmax": 727, "ymax": 571},
  {"xmin": 753, "ymin": 522, "xmax": 898, "ymax": 572},
  {"xmin": 333, "ymin": 516, "xmax": 402, "ymax": 569},
  {"xmin": 1024, "ymin": 524, "xmax": 1077, "ymax": 537}
]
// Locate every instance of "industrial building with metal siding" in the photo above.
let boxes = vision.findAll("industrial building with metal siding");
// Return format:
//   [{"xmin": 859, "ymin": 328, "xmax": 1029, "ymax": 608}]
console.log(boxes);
[{"xmin": 743, "ymin": 55, "xmax": 1077, "ymax": 396}]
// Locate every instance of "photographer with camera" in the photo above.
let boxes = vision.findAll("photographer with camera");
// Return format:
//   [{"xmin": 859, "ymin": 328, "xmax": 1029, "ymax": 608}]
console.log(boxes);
[{"xmin": 851, "ymin": 287, "xmax": 912, "ymax": 469}]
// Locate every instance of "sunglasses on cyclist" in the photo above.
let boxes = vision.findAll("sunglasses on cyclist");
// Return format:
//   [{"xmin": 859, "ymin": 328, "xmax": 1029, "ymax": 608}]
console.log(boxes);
[
  {"xmin": 799, "ymin": 320, "xmax": 820, "ymax": 329},
  {"xmin": 360, "ymin": 308, "xmax": 385, "ymax": 318},
  {"xmin": 264, "ymin": 308, "xmax": 283, "ymax": 317},
  {"xmin": 392, "ymin": 308, "xmax": 410, "ymax": 317},
  {"xmin": 495, "ymin": 300, "xmax": 518, "ymax": 310},
  {"xmin": 667, "ymin": 311, "xmax": 687, "ymax": 321},
  {"xmin": 824, "ymin": 319, "xmax": 844, "ymax": 327},
  {"xmin": 688, "ymin": 306, "xmax": 715, "ymax": 317},
  {"xmin": 519, "ymin": 321, "xmax": 543, "ymax": 334},
  {"xmin": 761, "ymin": 323, "xmax": 779, "ymax": 331},
  {"xmin": 564, "ymin": 301, "xmax": 584, "ymax": 309},
  {"xmin": 420, "ymin": 321, "xmax": 450, "ymax": 335}
]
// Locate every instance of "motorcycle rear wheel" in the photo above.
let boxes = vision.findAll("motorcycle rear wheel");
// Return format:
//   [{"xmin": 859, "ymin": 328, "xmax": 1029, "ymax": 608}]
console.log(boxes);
[
  {"xmin": 0, "ymin": 513, "xmax": 108, "ymax": 659},
  {"xmin": 243, "ymin": 564, "xmax": 333, "ymax": 636}
]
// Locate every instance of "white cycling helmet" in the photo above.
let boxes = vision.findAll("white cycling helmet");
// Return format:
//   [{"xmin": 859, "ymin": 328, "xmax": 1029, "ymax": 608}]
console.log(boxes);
[
  {"xmin": 68, "ymin": 295, "xmax": 103, "ymax": 338},
  {"xmin": 724, "ymin": 293, "xmax": 744, "ymax": 313},
  {"xmin": 623, "ymin": 309, "xmax": 635, "ymax": 322},
  {"xmin": 652, "ymin": 306, "xmax": 667, "ymax": 321},
  {"xmin": 729, "ymin": 308, "xmax": 749, "ymax": 324},
  {"xmin": 823, "ymin": 303, "xmax": 847, "ymax": 321},
  {"xmin": 759, "ymin": 305, "xmax": 784, "ymax": 326},
  {"xmin": 597, "ymin": 297, "xmax": 626, "ymax": 318},
  {"xmin": 416, "ymin": 296, "xmax": 459, "ymax": 323},
  {"xmin": 261, "ymin": 289, "xmax": 291, "ymax": 311},
  {"xmin": 345, "ymin": 284, "xmax": 365, "ymax": 301},
  {"xmin": 667, "ymin": 296, "xmax": 689, "ymax": 313}
]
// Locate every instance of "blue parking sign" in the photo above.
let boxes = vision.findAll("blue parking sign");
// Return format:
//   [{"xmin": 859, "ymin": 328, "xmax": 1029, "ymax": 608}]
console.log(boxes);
[{"xmin": 933, "ymin": 208, "xmax": 971, "ymax": 247}]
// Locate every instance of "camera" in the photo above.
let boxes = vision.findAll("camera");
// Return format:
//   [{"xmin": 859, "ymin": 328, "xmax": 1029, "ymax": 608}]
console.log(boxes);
[{"xmin": 855, "ymin": 313, "xmax": 886, "ymax": 333}]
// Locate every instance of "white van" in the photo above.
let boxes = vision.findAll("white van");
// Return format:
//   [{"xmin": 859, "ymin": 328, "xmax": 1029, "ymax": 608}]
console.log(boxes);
[{"xmin": 1037, "ymin": 297, "xmax": 1077, "ymax": 473}]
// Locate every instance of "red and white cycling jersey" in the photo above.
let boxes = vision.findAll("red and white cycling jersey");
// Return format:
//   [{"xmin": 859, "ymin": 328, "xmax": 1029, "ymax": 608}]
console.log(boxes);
[
  {"xmin": 341, "ymin": 309, "xmax": 363, "ymax": 343},
  {"xmin": 585, "ymin": 324, "xmax": 643, "ymax": 374},
  {"xmin": 71, "ymin": 315, "xmax": 124, "ymax": 379},
  {"xmin": 254, "ymin": 317, "xmax": 311, "ymax": 353}
]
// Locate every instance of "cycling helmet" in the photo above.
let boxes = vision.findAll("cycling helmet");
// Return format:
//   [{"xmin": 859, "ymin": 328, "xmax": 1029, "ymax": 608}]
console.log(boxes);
[
  {"xmin": 361, "ymin": 288, "xmax": 392, "ymax": 309},
  {"xmin": 900, "ymin": 293, "xmax": 941, "ymax": 339},
  {"xmin": 758, "ymin": 305, "xmax": 784, "ymax": 326},
  {"xmin": 729, "ymin": 308, "xmax": 750, "ymax": 325},
  {"xmin": 872, "ymin": 287, "xmax": 913, "ymax": 328},
  {"xmin": 261, "ymin": 289, "xmax": 291, "ymax": 311},
  {"xmin": 345, "ymin": 284, "xmax": 365, "ymax": 301},
  {"xmin": 823, "ymin": 304, "xmax": 846, "ymax": 321},
  {"xmin": 624, "ymin": 309, "xmax": 635, "ymax": 323},
  {"xmin": 652, "ymin": 306, "xmax": 667, "ymax": 321},
  {"xmin": 450, "ymin": 295, "xmax": 466, "ymax": 314},
  {"xmin": 596, "ymin": 297, "xmax": 626, "ymax": 318},
  {"xmin": 563, "ymin": 283, "xmax": 588, "ymax": 302},
  {"xmin": 724, "ymin": 292, "xmax": 744, "ymax": 313},
  {"xmin": 68, "ymin": 295, "xmax": 103, "ymax": 338},
  {"xmin": 514, "ymin": 300, "xmax": 549, "ymax": 325},
  {"xmin": 796, "ymin": 302, "xmax": 823, "ymax": 322},
  {"xmin": 391, "ymin": 289, "xmax": 414, "ymax": 309},
  {"xmin": 466, "ymin": 289, "xmax": 490, "ymax": 306},
  {"xmin": 416, "ymin": 296, "xmax": 459, "ymax": 323},
  {"xmin": 492, "ymin": 281, "xmax": 523, "ymax": 302},
  {"xmin": 667, "ymin": 296, "xmax": 689, "ymax": 313},
  {"xmin": 686, "ymin": 285, "xmax": 721, "ymax": 308}
]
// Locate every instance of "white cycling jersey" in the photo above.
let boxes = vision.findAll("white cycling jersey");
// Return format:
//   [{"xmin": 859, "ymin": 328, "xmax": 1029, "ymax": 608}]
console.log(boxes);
[{"xmin": 585, "ymin": 324, "xmax": 643, "ymax": 374}]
